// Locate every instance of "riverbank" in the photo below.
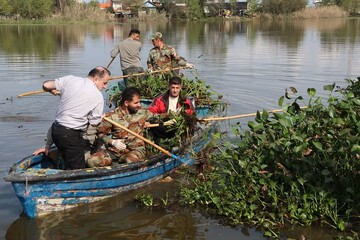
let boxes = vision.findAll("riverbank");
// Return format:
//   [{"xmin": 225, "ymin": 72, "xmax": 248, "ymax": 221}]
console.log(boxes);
[{"xmin": 0, "ymin": 5, "xmax": 356, "ymax": 25}]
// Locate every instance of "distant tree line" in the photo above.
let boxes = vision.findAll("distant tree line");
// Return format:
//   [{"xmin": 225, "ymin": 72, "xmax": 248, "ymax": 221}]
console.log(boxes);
[
  {"xmin": 259, "ymin": 0, "xmax": 308, "ymax": 15},
  {"xmin": 257, "ymin": 0, "xmax": 359, "ymax": 15},
  {"xmin": 321, "ymin": 0, "xmax": 360, "ymax": 14},
  {"xmin": 0, "ymin": 0, "xmax": 50, "ymax": 18},
  {"xmin": 0, "ymin": 0, "xmax": 94, "ymax": 19},
  {"xmin": 0, "ymin": 0, "xmax": 358, "ymax": 20}
]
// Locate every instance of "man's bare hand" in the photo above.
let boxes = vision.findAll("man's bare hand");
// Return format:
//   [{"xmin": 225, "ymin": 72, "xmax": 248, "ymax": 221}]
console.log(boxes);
[{"xmin": 50, "ymin": 89, "xmax": 60, "ymax": 95}]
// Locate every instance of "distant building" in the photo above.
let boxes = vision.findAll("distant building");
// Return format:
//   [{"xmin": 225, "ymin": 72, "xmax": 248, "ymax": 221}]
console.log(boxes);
[
  {"xmin": 111, "ymin": 0, "xmax": 132, "ymax": 17},
  {"xmin": 314, "ymin": 0, "xmax": 322, "ymax": 5},
  {"xmin": 99, "ymin": 0, "xmax": 112, "ymax": 9},
  {"xmin": 141, "ymin": 1, "xmax": 158, "ymax": 14}
]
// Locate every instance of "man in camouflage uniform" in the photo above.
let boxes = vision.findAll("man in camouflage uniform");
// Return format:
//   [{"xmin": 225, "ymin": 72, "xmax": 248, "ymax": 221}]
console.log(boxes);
[
  {"xmin": 147, "ymin": 32, "xmax": 195, "ymax": 75},
  {"xmin": 87, "ymin": 87, "xmax": 155, "ymax": 167}
]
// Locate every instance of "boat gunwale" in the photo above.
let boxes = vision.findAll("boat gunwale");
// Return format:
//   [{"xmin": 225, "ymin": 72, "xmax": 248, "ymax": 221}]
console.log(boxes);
[{"xmin": 4, "ymin": 152, "xmax": 170, "ymax": 183}]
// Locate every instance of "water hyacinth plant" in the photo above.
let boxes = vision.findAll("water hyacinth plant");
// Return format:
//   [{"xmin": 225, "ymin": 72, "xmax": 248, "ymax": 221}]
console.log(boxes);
[
  {"xmin": 107, "ymin": 72, "xmax": 227, "ymax": 153},
  {"xmin": 108, "ymin": 73, "xmax": 226, "ymax": 113},
  {"xmin": 180, "ymin": 77, "xmax": 360, "ymax": 238}
]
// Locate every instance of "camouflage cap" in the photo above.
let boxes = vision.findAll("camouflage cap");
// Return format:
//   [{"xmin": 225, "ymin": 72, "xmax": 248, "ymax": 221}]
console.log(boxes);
[{"xmin": 149, "ymin": 32, "xmax": 162, "ymax": 40}]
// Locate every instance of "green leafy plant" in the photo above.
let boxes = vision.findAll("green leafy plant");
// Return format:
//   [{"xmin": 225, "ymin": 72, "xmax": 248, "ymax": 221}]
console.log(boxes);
[
  {"xmin": 160, "ymin": 192, "xmax": 169, "ymax": 207},
  {"xmin": 108, "ymin": 73, "xmax": 227, "ymax": 155},
  {"xmin": 109, "ymin": 73, "xmax": 227, "ymax": 113},
  {"xmin": 135, "ymin": 193, "xmax": 154, "ymax": 207},
  {"xmin": 180, "ymin": 77, "xmax": 360, "ymax": 238}
]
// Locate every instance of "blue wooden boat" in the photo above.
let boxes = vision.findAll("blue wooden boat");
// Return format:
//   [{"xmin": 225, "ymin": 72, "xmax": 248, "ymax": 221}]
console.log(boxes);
[{"xmin": 4, "ymin": 119, "xmax": 217, "ymax": 218}]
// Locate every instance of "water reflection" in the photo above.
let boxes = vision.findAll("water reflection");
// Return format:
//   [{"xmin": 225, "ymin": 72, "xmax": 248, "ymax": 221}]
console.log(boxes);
[
  {"xmin": 0, "ymin": 19, "xmax": 358, "ymax": 63},
  {"xmin": 5, "ymin": 181, "xmax": 261, "ymax": 240},
  {"xmin": 6, "ymin": 209, "xmax": 196, "ymax": 240}
]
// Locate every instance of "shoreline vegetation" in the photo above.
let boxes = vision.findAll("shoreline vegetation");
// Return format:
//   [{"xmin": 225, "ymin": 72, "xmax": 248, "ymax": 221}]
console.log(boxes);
[{"xmin": 0, "ymin": 0, "xmax": 358, "ymax": 24}]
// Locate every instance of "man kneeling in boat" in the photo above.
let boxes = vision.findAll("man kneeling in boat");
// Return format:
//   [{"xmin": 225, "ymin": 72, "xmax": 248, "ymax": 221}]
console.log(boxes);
[
  {"xmin": 33, "ymin": 125, "xmax": 98, "ymax": 169},
  {"xmin": 87, "ymin": 87, "xmax": 155, "ymax": 167}
]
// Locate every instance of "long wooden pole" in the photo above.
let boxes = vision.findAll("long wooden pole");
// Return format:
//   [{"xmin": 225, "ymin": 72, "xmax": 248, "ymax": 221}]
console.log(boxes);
[
  {"xmin": 17, "ymin": 90, "xmax": 46, "ymax": 98},
  {"xmin": 147, "ymin": 107, "xmax": 307, "ymax": 128},
  {"xmin": 201, "ymin": 106, "xmax": 307, "ymax": 122},
  {"xmin": 103, "ymin": 117, "xmax": 180, "ymax": 161},
  {"xmin": 108, "ymin": 66, "xmax": 187, "ymax": 81},
  {"xmin": 17, "ymin": 66, "xmax": 188, "ymax": 98},
  {"xmin": 106, "ymin": 57, "xmax": 115, "ymax": 69}
]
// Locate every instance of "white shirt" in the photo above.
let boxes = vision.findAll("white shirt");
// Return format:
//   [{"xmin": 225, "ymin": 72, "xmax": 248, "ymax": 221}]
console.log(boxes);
[
  {"xmin": 54, "ymin": 75, "xmax": 104, "ymax": 130},
  {"xmin": 168, "ymin": 96, "xmax": 179, "ymax": 113}
]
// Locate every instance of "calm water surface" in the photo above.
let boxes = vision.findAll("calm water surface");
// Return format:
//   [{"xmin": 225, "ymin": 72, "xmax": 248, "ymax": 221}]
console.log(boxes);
[{"xmin": 0, "ymin": 19, "xmax": 359, "ymax": 239}]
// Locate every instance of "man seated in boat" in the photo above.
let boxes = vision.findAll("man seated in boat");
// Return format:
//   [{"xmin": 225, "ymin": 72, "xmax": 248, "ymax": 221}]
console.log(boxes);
[
  {"xmin": 87, "ymin": 87, "xmax": 156, "ymax": 167},
  {"xmin": 148, "ymin": 76, "xmax": 195, "ymax": 141}
]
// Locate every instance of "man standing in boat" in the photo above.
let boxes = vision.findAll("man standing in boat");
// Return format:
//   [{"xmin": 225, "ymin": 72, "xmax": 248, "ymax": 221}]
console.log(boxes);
[
  {"xmin": 147, "ymin": 32, "xmax": 195, "ymax": 76},
  {"xmin": 42, "ymin": 66, "xmax": 111, "ymax": 170},
  {"xmin": 87, "ymin": 87, "xmax": 155, "ymax": 167},
  {"xmin": 110, "ymin": 29, "xmax": 145, "ymax": 87}
]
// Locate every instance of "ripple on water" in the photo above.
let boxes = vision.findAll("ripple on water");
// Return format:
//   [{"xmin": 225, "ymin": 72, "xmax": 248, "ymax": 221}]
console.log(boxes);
[{"xmin": 0, "ymin": 115, "xmax": 41, "ymax": 122}]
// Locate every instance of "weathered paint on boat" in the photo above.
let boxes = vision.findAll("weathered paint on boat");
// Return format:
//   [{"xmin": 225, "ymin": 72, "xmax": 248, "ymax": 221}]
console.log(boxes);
[{"xmin": 4, "ymin": 122, "xmax": 217, "ymax": 218}]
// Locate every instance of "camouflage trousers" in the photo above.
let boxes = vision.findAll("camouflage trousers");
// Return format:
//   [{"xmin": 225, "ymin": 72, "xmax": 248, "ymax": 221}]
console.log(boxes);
[
  {"xmin": 122, "ymin": 66, "xmax": 145, "ymax": 87},
  {"xmin": 86, "ymin": 148, "xmax": 146, "ymax": 168}
]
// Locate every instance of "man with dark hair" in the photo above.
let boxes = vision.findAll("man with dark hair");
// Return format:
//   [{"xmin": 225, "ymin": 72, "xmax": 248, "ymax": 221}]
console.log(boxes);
[
  {"xmin": 110, "ymin": 28, "xmax": 145, "ymax": 86},
  {"xmin": 149, "ymin": 76, "xmax": 195, "ymax": 115},
  {"xmin": 87, "ymin": 87, "xmax": 155, "ymax": 167},
  {"xmin": 148, "ymin": 76, "xmax": 195, "ymax": 139},
  {"xmin": 147, "ymin": 32, "xmax": 195, "ymax": 75},
  {"xmin": 42, "ymin": 66, "xmax": 111, "ymax": 169}
]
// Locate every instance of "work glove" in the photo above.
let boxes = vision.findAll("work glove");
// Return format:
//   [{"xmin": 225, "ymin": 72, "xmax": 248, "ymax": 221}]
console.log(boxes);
[
  {"xmin": 166, "ymin": 119, "xmax": 177, "ymax": 125},
  {"xmin": 111, "ymin": 139, "xmax": 126, "ymax": 150},
  {"xmin": 185, "ymin": 63, "xmax": 195, "ymax": 69}
]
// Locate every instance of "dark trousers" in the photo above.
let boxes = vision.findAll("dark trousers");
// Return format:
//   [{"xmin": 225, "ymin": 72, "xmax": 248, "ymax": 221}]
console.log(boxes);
[{"xmin": 52, "ymin": 122, "xmax": 86, "ymax": 170}]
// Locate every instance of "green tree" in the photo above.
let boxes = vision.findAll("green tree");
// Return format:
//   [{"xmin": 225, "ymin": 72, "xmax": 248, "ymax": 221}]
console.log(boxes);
[
  {"xmin": 340, "ymin": 0, "xmax": 360, "ymax": 14},
  {"xmin": 187, "ymin": 0, "xmax": 204, "ymax": 20},
  {"xmin": 29, "ymin": 0, "xmax": 53, "ymax": 18},
  {"xmin": 10, "ymin": 0, "xmax": 52, "ymax": 18},
  {"xmin": 87, "ymin": 0, "xmax": 99, "ymax": 8},
  {"xmin": 246, "ymin": 0, "xmax": 260, "ymax": 15},
  {"xmin": 261, "ymin": 0, "xmax": 307, "ymax": 15},
  {"xmin": 159, "ymin": 0, "xmax": 176, "ymax": 19},
  {"xmin": 55, "ymin": 0, "xmax": 74, "ymax": 13},
  {"xmin": 0, "ymin": 0, "xmax": 11, "ymax": 15}
]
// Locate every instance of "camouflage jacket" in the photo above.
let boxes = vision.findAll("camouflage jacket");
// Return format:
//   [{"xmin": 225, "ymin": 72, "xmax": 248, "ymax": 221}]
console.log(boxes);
[
  {"xmin": 97, "ymin": 107, "xmax": 154, "ymax": 151},
  {"xmin": 147, "ymin": 44, "xmax": 187, "ymax": 70}
]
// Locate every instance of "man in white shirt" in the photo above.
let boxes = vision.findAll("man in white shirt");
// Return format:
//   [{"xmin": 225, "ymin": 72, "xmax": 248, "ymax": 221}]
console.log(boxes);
[{"xmin": 42, "ymin": 66, "xmax": 111, "ymax": 169}]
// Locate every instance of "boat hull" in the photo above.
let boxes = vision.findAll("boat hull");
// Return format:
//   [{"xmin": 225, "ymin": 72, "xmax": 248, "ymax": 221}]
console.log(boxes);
[{"xmin": 5, "ymin": 122, "xmax": 217, "ymax": 218}]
